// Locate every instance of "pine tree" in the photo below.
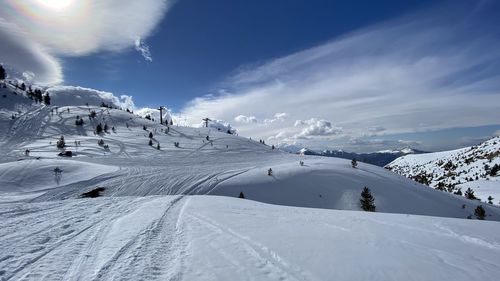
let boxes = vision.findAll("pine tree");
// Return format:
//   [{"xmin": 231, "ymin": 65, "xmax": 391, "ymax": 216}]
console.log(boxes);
[
  {"xmin": 238, "ymin": 192, "xmax": 245, "ymax": 199},
  {"xmin": 464, "ymin": 188, "xmax": 477, "ymax": 200},
  {"xmin": 360, "ymin": 187, "xmax": 376, "ymax": 212},
  {"xmin": 43, "ymin": 93, "xmax": 51, "ymax": 105},
  {"xmin": 149, "ymin": 132, "xmax": 153, "ymax": 138},
  {"xmin": 156, "ymin": 143, "xmax": 160, "ymax": 150},
  {"xmin": 0, "ymin": 64, "xmax": 6, "ymax": 80},
  {"xmin": 487, "ymin": 196, "xmax": 494, "ymax": 204},
  {"xmin": 96, "ymin": 123, "xmax": 103, "ymax": 134},
  {"xmin": 351, "ymin": 158, "xmax": 358, "ymax": 168},
  {"xmin": 474, "ymin": 205, "xmax": 486, "ymax": 220},
  {"xmin": 148, "ymin": 139, "xmax": 153, "ymax": 146},
  {"xmin": 491, "ymin": 164, "xmax": 499, "ymax": 176}
]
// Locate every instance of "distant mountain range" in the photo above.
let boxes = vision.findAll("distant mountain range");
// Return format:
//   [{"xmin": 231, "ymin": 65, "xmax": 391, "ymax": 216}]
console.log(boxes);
[{"xmin": 278, "ymin": 144, "xmax": 427, "ymax": 167}]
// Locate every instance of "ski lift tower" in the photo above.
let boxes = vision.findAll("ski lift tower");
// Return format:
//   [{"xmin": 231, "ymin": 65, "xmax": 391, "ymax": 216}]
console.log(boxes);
[
  {"xmin": 158, "ymin": 106, "xmax": 165, "ymax": 124},
  {"xmin": 202, "ymin": 118, "xmax": 212, "ymax": 128}
]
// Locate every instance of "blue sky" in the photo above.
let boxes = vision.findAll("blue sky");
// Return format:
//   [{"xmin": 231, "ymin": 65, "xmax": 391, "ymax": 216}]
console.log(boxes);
[
  {"xmin": 1, "ymin": 0, "xmax": 499, "ymax": 152},
  {"xmin": 62, "ymin": 0, "xmax": 437, "ymax": 110}
]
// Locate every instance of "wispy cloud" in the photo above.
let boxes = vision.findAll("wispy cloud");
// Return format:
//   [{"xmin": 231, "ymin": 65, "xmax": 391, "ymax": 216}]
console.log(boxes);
[
  {"xmin": 181, "ymin": 1, "xmax": 500, "ymax": 150},
  {"xmin": 135, "ymin": 38, "xmax": 153, "ymax": 62},
  {"xmin": 0, "ymin": 0, "xmax": 175, "ymax": 83}
]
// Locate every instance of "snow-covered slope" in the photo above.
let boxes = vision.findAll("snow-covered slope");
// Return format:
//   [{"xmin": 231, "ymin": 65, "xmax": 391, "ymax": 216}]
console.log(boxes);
[
  {"xmin": 2, "ymin": 84, "xmax": 500, "ymax": 280},
  {"xmin": 1, "ymin": 195, "xmax": 500, "ymax": 281},
  {"xmin": 386, "ymin": 137, "xmax": 500, "ymax": 205},
  {"xmin": 0, "ymin": 92, "xmax": 498, "ymax": 219}
]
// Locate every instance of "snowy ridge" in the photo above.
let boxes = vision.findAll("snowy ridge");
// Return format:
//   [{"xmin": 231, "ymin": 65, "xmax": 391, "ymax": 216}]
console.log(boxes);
[{"xmin": 386, "ymin": 137, "xmax": 500, "ymax": 205}]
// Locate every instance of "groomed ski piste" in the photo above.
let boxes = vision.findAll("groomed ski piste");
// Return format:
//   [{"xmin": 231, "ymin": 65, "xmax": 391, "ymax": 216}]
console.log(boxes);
[{"xmin": 1, "ymin": 84, "xmax": 500, "ymax": 280}]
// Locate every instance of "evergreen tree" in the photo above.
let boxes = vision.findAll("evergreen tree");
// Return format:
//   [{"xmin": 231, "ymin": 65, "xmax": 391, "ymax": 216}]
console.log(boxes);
[
  {"xmin": 351, "ymin": 158, "xmax": 358, "ymax": 168},
  {"xmin": 490, "ymin": 164, "xmax": 499, "ymax": 176},
  {"xmin": 474, "ymin": 205, "xmax": 486, "ymax": 220},
  {"xmin": 148, "ymin": 139, "xmax": 153, "ymax": 146},
  {"xmin": 360, "ymin": 187, "xmax": 376, "ymax": 212},
  {"xmin": 149, "ymin": 132, "xmax": 153, "ymax": 138},
  {"xmin": 0, "ymin": 64, "xmax": 5, "ymax": 80},
  {"xmin": 96, "ymin": 123, "xmax": 103, "ymax": 134},
  {"xmin": 43, "ymin": 93, "xmax": 51, "ymax": 105},
  {"xmin": 104, "ymin": 123, "xmax": 109, "ymax": 133},
  {"xmin": 487, "ymin": 196, "xmax": 494, "ymax": 204},
  {"xmin": 464, "ymin": 188, "xmax": 477, "ymax": 200},
  {"xmin": 238, "ymin": 192, "xmax": 245, "ymax": 199},
  {"xmin": 156, "ymin": 143, "xmax": 160, "ymax": 150}
]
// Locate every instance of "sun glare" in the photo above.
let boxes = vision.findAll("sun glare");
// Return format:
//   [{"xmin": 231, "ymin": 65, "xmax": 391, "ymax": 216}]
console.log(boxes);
[{"xmin": 35, "ymin": 0, "xmax": 74, "ymax": 11}]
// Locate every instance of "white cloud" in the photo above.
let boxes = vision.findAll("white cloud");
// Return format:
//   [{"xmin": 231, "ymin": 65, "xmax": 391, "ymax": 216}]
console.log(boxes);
[
  {"xmin": 235, "ymin": 115, "xmax": 258, "ymax": 124},
  {"xmin": 135, "ymin": 38, "xmax": 153, "ymax": 62},
  {"xmin": 180, "ymin": 2, "xmax": 500, "ymax": 149},
  {"xmin": 264, "ymin": 112, "xmax": 288, "ymax": 124},
  {"xmin": 0, "ymin": 18, "xmax": 62, "ymax": 84},
  {"xmin": 0, "ymin": 0, "xmax": 174, "ymax": 84},
  {"xmin": 294, "ymin": 118, "xmax": 342, "ymax": 139}
]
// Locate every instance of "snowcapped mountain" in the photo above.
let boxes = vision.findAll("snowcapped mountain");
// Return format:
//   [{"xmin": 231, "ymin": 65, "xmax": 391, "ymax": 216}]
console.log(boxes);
[
  {"xmin": 2, "ymin": 83, "xmax": 500, "ymax": 280},
  {"xmin": 279, "ymin": 144, "xmax": 427, "ymax": 166},
  {"xmin": 386, "ymin": 137, "xmax": 500, "ymax": 205}
]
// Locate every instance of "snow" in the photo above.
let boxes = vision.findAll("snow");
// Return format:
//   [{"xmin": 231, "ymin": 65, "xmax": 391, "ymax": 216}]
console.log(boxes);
[
  {"xmin": 387, "ymin": 137, "xmax": 500, "ymax": 205},
  {"xmin": 1, "ymin": 196, "xmax": 500, "ymax": 280},
  {"xmin": 2, "ymin": 85, "xmax": 500, "ymax": 280}
]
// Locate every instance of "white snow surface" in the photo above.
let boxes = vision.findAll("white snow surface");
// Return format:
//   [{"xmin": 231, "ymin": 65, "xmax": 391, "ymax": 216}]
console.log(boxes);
[
  {"xmin": 387, "ymin": 137, "xmax": 500, "ymax": 205},
  {"xmin": 2, "ymin": 86, "xmax": 500, "ymax": 280},
  {"xmin": 2, "ymin": 196, "xmax": 500, "ymax": 281}
]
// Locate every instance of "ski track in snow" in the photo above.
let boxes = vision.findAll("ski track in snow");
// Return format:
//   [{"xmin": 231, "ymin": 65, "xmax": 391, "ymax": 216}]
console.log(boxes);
[{"xmin": 0, "ymin": 196, "xmax": 190, "ymax": 281}]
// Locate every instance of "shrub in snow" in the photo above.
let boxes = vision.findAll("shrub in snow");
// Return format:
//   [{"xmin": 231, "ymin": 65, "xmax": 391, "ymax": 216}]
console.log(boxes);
[
  {"xmin": 351, "ymin": 158, "xmax": 358, "ymax": 168},
  {"xmin": 156, "ymin": 143, "xmax": 160, "ymax": 150},
  {"xmin": 58, "ymin": 151, "xmax": 73, "ymax": 157},
  {"xmin": 104, "ymin": 123, "xmax": 109, "ymax": 133},
  {"xmin": 96, "ymin": 123, "xmax": 103, "ymax": 134},
  {"xmin": 43, "ymin": 93, "xmax": 51, "ymax": 105},
  {"xmin": 239, "ymin": 192, "xmax": 245, "ymax": 199},
  {"xmin": 488, "ymin": 196, "xmax": 494, "ymax": 204},
  {"xmin": 268, "ymin": 168, "xmax": 273, "ymax": 176},
  {"xmin": 0, "ymin": 64, "xmax": 5, "ymax": 80},
  {"xmin": 75, "ymin": 116, "xmax": 84, "ymax": 126},
  {"xmin": 360, "ymin": 187, "xmax": 376, "ymax": 212},
  {"xmin": 81, "ymin": 187, "xmax": 106, "ymax": 198},
  {"xmin": 491, "ymin": 164, "xmax": 499, "ymax": 176},
  {"xmin": 464, "ymin": 188, "xmax": 477, "ymax": 200},
  {"xmin": 56, "ymin": 136, "xmax": 65, "ymax": 149},
  {"xmin": 474, "ymin": 205, "xmax": 486, "ymax": 220},
  {"xmin": 149, "ymin": 132, "xmax": 153, "ymax": 138}
]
